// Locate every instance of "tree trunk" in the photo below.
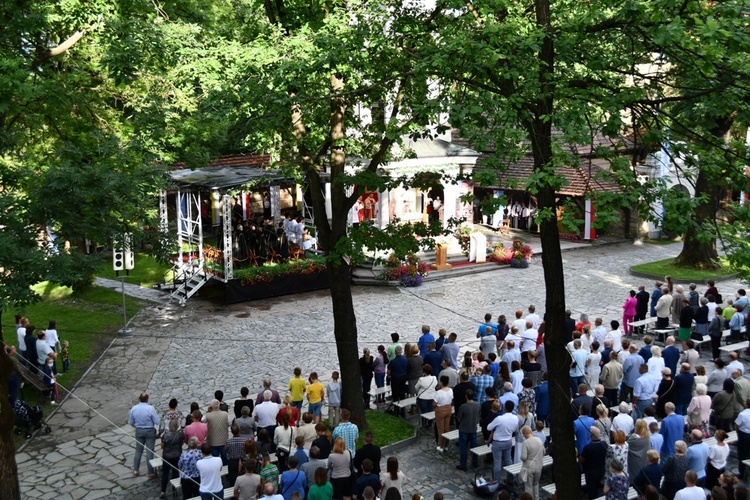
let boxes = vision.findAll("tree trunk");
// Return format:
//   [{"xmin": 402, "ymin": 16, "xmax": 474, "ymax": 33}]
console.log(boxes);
[
  {"xmin": 0, "ymin": 312, "xmax": 22, "ymax": 500},
  {"xmin": 327, "ymin": 258, "xmax": 367, "ymax": 429},
  {"xmin": 673, "ymin": 159, "xmax": 721, "ymax": 269},
  {"xmin": 539, "ymin": 185, "xmax": 579, "ymax": 500},
  {"xmin": 530, "ymin": 0, "xmax": 579, "ymax": 495}
]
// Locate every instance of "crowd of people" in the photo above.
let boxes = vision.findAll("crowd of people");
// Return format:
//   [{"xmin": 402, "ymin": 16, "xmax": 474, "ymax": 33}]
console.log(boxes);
[
  {"xmin": 356, "ymin": 280, "xmax": 750, "ymax": 499},
  {"xmin": 8, "ymin": 314, "xmax": 70, "ymax": 407},
  {"xmin": 85, "ymin": 279, "xmax": 750, "ymax": 499}
]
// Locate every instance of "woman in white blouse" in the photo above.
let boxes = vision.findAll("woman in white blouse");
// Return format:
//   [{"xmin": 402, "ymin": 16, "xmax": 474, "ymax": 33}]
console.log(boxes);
[{"xmin": 433, "ymin": 375, "xmax": 453, "ymax": 452}]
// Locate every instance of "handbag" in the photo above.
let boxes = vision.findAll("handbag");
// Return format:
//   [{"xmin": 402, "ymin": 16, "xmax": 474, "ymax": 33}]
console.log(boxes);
[
  {"xmin": 688, "ymin": 399, "xmax": 703, "ymax": 427},
  {"xmin": 519, "ymin": 466, "xmax": 529, "ymax": 482}
]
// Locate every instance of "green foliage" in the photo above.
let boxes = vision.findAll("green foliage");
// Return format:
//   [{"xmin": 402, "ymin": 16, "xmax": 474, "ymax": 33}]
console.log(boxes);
[
  {"xmin": 233, "ymin": 256, "xmax": 327, "ymax": 286},
  {"xmin": 360, "ymin": 410, "xmax": 414, "ymax": 449},
  {"xmin": 96, "ymin": 253, "xmax": 171, "ymax": 287},
  {"xmin": 722, "ymin": 204, "xmax": 750, "ymax": 284}
]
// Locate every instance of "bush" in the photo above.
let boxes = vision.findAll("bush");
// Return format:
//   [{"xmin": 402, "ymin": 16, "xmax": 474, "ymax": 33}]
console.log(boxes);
[{"xmin": 233, "ymin": 256, "xmax": 327, "ymax": 285}]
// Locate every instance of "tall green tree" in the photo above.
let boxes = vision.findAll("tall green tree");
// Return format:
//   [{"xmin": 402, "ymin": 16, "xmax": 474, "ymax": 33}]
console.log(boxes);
[
  {"xmin": 194, "ymin": 0, "xmax": 456, "ymax": 427},
  {"xmin": 430, "ymin": 0, "xmax": 748, "ymax": 496}
]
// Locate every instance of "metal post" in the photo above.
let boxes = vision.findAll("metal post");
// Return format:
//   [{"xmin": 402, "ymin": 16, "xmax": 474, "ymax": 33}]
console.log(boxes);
[{"xmin": 119, "ymin": 276, "xmax": 133, "ymax": 335}]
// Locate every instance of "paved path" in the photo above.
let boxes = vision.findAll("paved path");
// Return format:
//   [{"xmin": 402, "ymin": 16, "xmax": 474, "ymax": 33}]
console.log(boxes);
[{"xmin": 16, "ymin": 242, "xmax": 748, "ymax": 499}]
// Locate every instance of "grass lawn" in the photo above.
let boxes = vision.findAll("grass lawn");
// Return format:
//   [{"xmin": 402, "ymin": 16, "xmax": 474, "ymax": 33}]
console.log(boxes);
[
  {"xmin": 97, "ymin": 253, "xmax": 171, "ymax": 287},
  {"xmin": 362, "ymin": 410, "xmax": 415, "ymax": 448},
  {"xmin": 631, "ymin": 258, "xmax": 734, "ymax": 281},
  {"xmin": 11, "ymin": 282, "xmax": 147, "ymax": 449}
]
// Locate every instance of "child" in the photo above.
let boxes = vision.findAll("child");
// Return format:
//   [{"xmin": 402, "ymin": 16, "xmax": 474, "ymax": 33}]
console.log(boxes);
[
  {"xmin": 42, "ymin": 357, "xmax": 58, "ymax": 405},
  {"xmin": 61, "ymin": 340, "xmax": 69, "ymax": 373},
  {"xmin": 326, "ymin": 371, "xmax": 341, "ymax": 428}
]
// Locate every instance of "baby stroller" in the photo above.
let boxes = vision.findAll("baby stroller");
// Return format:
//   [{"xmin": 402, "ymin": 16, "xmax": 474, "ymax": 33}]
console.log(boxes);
[
  {"xmin": 473, "ymin": 468, "xmax": 516, "ymax": 498},
  {"xmin": 14, "ymin": 399, "xmax": 51, "ymax": 439}
]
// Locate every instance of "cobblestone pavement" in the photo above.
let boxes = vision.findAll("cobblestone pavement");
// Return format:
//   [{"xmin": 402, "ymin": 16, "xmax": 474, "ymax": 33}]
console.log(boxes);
[{"xmin": 16, "ymin": 241, "xmax": 748, "ymax": 499}]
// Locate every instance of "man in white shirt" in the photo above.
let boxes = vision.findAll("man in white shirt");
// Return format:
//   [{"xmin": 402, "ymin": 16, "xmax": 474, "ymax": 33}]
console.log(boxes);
[
  {"xmin": 501, "ymin": 340, "xmax": 521, "ymax": 366},
  {"xmin": 261, "ymin": 481, "xmax": 284, "ymax": 499},
  {"xmin": 511, "ymin": 310, "xmax": 526, "ymax": 332},
  {"xmin": 569, "ymin": 340, "xmax": 588, "ymax": 395},
  {"xmin": 591, "ymin": 318, "xmax": 608, "ymax": 346},
  {"xmin": 674, "ymin": 470, "xmax": 706, "ymax": 500},
  {"xmin": 520, "ymin": 322, "xmax": 538, "ymax": 357},
  {"xmin": 487, "ymin": 400, "xmax": 518, "ymax": 483},
  {"xmin": 612, "ymin": 402, "xmax": 635, "ymax": 437},
  {"xmin": 727, "ymin": 352, "xmax": 745, "ymax": 377},
  {"xmin": 196, "ymin": 442, "xmax": 224, "ymax": 499},
  {"xmin": 736, "ymin": 398, "xmax": 750, "ymax": 479},
  {"xmin": 16, "ymin": 316, "xmax": 27, "ymax": 362},
  {"xmin": 35, "ymin": 331, "xmax": 56, "ymax": 369},
  {"xmin": 525, "ymin": 305, "xmax": 541, "ymax": 330},
  {"xmin": 253, "ymin": 390, "xmax": 280, "ymax": 437}
]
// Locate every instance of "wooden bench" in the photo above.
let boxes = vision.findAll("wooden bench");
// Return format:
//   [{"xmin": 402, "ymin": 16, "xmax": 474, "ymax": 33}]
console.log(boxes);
[
  {"xmin": 187, "ymin": 487, "xmax": 235, "ymax": 500},
  {"xmin": 16, "ymin": 362, "xmax": 52, "ymax": 399},
  {"xmin": 595, "ymin": 486, "xmax": 638, "ymax": 500},
  {"xmin": 542, "ymin": 474, "xmax": 585, "ymax": 496},
  {"xmin": 628, "ymin": 318, "xmax": 657, "ymax": 332},
  {"xmin": 393, "ymin": 397, "xmax": 417, "ymax": 409},
  {"xmin": 720, "ymin": 341, "xmax": 749, "ymax": 354},
  {"xmin": 696, "ymin": 329, "xmax": 731, "ymax": 347},
  {"xmin": 503, "ymin": 454, "xmax": 553, "ymax": 479}
]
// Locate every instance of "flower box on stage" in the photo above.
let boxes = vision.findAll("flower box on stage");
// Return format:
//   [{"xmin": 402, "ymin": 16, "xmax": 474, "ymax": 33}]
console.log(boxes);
[{"xmin": 225, "ymin": 270, "xmax": 330, "ymax": 303}]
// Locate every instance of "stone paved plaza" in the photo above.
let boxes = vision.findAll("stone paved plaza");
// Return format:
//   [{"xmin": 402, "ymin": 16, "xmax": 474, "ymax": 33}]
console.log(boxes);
[{"xmin": 16, "ymin": 241, "xmax": 749, "ymax": 499}]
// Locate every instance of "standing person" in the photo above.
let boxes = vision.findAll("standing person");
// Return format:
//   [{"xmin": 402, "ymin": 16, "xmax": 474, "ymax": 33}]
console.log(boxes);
[
  {"xmin": 706, "ymin": 430, "xmax": 729, "ymax": 490},
  {"xmin": 234, "ymin": 459, "xmax": 262, "ymax": 500},
  {"xmin": 620, "ymin": 345, "xmax": 644, "ymax": 404},
  {"xmin": 23, "ymin": 324, "xmax": 37, "ymax": 369},
  {"xmin": 197, "ymin": 442, "xmax": 224, "ymax": 500},
  {"xmin": 655, "ymin": 287, "xmax": 673, "ymax": 329},
  {"xmin": 687, "ymin": 384, "xmax": 712, "ymax": 436},
  {"xmin": 660, "ymin": 403, "xmax": 684, "ymax": 460},
  {"xmin": 129, "ymin": 392, "xmax": 159, "ymax": 478},
  {"xmin": 650, "ymin": 282, "xmax": 663, "ymax": 318},
  {"xmin": 694, "ymin": 297, "xmax": 710, "ymax": 338},
  {"xmin": 360, "ymin": 348, "xmax": 374, "ymax": 407},
  {"xmin": 519, "ymin": 425, "xmax": 544, "ymax": 498},
  {"xmin": 635, "ymin": 286, "xmax": 650, "ymax": 334},
  {"xmin": 674, "ymin": 471, "xmax": 704, "ymax": 500},
  {"xmin": 627, "ymin": 419, "xmax": 650, "ymax": 483},
  {"xmin": 672, "ymin": 285, "xmax": 686, "ymax": 325},
  {"xmin": 580, "ymin": 426, "xmax": 609, "ymax": 499},
  {"xmin": 632, "ymin": 365, "xmax": 658, "ymax": 420},
  {"xmin": 415, "ymin": 365, "xmax": 437, "ymax": 421},
  {"xmin": 707, "ymin": 360, "xmax": 728, "ymax": 398},
  {"xmin": 601, "ymin": 351, "xmax": 623, "ymax": 406},
  {"xmin": 712, "ymin": 379, "xmax": 735, "ymax": 432},
  {"xmin": 633, "ymin": 450, "xmax": 662, "ymax": 497},
  {"xmin": 326, "ymin": 371, "xmax": 341, "ymax": 428},
  {"xmin": 44, "ymin": 320, "xmax": 60, "ymax": 372},
  {"xmin": 433, "ymin": 375, "xmax": 454, "ymax": 453},
  {"xmin": 418, "ymin": 325, "xmax": 435, "ymax": 357},
  {"xmin": 586, "ymin": 341, "xmax": 602, "ymax": 386},
  {"xmin": 373, "ymin": 346, "xmax": 388, "ymax": 403},
  {"xmin": 234, "ymin": 387, "xmax": 255, "ymax": 420},
  {"xmin": 456, "ymin": 388, "xmax": 480, "ymax": 471},
  {"xmin": 534, "ymin": 372, "xmax": 550, "ymax": 424},
  {"xmin": 440, "ymin": 332, "xmax": 460, "ymax": 370},
  {"xmin": 381, "ymin": 456, "xmax": 406, "ymax": 497},
  {"xmin": 662, "ymin": 441, "xmax": 689, "ymax": 500},
  {"xmin": 573, "ymin": 405, "xmax": 595, "ymax": 455},
  {"xmin": 332, "ymin": 409, "xmax": 359, "ymax": 457},
  {"xmin": 205, "ymin": 399, "xmax": 231, "ymax": 465},
  {"xmin": 327, "ymin": 437, "xmax": 353, "ymax": 500},
  {"xmin": 568, "ymin": 339, "xmax": 587, "ymax": 395},
  {"xmin": 623, "ymin": 291, "xmax": 638, "ymax": 335},
  {"xmin": 603, "ymin": 459, "xmax": 630, "ymax": 499},
  {"xmin": 274, "ymin": 413, "xmax": 296, "ymax": 472},
  {"xmin": 674, "ymin": 363, "xmax": 695, "ymax": 415},
  {"xmin": 279, "ymin": 456, "xmax": 306, "ymax": 500},
  {"xmin": 735, "ymin": 398, "xmax": 750, "ymax": 480},
  {"xmin": 487, "ymin": 400, "xmax": 518, "ymax": 483},
  {"xmin": 387, "ymin": 346, "xmax": 408, "ymax": 402},
  {"xmin": 288, "ymin": 368, "xmax": 307, "ymax": 418},
  {"xmin": 159, "ymin": 418, "xmax": 184, "ymax": 498},
  {"xmin": 178, "ymin": 437, "xmax": 203, "ymax": 499},
  {"xmin": 386, "ymin": 333, "xmax": 402, "ymax": 360},
  {"xmin": 15, "ymin": 316, "xmax": 27, "ymax": 365},
  {"xmin": 705, "ymin": 280, "xmax": 720, "ymax": 303},
  {"xmin": 226, "ymin": 424, "xmax": 246, "ymax": 490},
  {"xmin": 708, "ymin": 308, "xmax": 725, "ymax": 361},
  {"xmin": 662, "ymin": 337, "xmax": 681, "ymax": 376},
  {"xmin": 406, "ymin": 344, "xmax": 423, "ymax": 397},
  {"xmin": 353, "ymin": 431, "xmax": 381, "ymax": 477},
  {"xmin": 305, "ymin": 373, "xmax": 324, "ymax": 424}
]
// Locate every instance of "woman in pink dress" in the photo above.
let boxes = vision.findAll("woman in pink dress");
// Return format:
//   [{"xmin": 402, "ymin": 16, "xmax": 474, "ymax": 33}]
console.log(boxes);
[{"xmin": 622, "ymin": 290, "xmax": 638, "ymax": 335}]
